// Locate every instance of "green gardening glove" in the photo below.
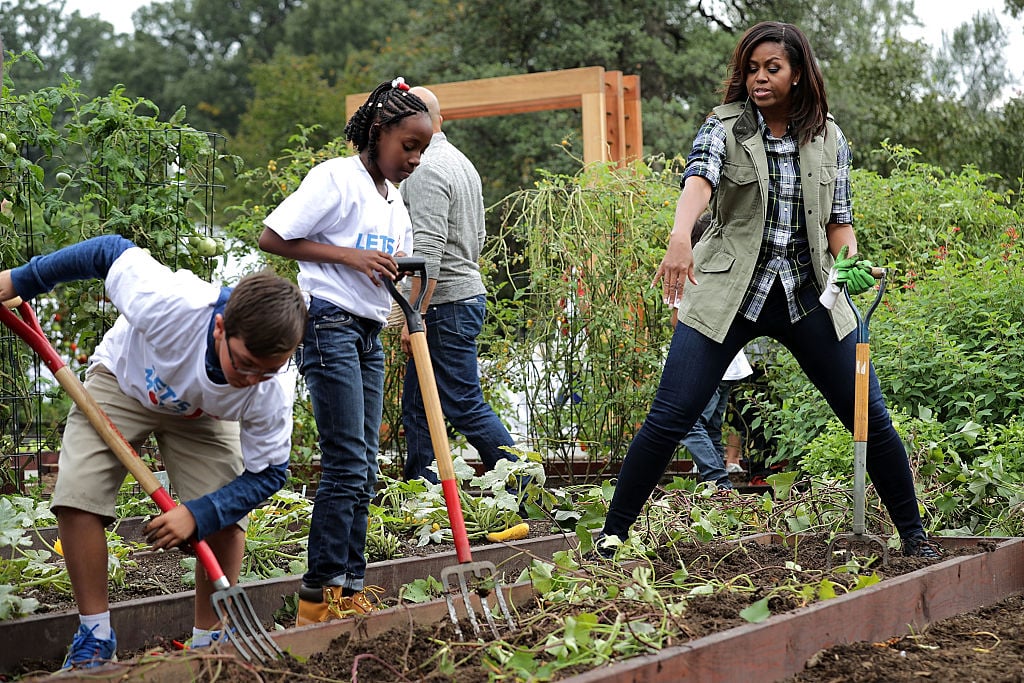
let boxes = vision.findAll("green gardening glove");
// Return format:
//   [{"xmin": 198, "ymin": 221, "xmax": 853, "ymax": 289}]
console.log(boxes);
[{"xmin": 834, "ymin": 245, "xmax": 875, "ymax": 295}]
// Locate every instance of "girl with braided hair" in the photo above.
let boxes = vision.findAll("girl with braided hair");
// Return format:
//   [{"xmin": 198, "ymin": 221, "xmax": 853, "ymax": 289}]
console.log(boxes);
[{"xmin": 260, "ymin": 77, "xmax": 431, "ymax": 623}]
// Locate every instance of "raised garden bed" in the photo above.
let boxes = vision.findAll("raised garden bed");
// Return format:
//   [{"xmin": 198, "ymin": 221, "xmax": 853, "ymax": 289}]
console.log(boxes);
[
  {"xmin": 1, "ymin": 529, "xmax": 574, "ymax": 676},
  {"xmin": 14, "ymin": 534, "xmax": 1022, "ymax": 682}
]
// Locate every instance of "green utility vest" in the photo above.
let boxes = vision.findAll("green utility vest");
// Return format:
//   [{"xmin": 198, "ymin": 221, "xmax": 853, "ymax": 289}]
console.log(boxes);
[{"xmin": 677, "ymin": 100, "xmax": 856, "ymax": 343}]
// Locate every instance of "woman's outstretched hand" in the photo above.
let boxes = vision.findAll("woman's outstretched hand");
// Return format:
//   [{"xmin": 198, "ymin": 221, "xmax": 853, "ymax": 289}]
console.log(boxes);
[{"xmin": 653, "ymin": 234, "xmax": 698, "ymax": 306}]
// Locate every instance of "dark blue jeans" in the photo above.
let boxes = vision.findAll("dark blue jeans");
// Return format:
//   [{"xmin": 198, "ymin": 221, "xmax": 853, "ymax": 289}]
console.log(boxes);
[
  {"xmin": 681, "ymin": 379, "xmax": 736, "ymax": 488},
  {"xmin": 603, "ymin": 281, "xmax": 923, "ymax": 541},
  {"xmin": 402, "ymin": 295, "xmax": 517, "ymax": 483},
  {"xmin": 299, "ymin": 297, "xmax": 383, "ymax": 591}
]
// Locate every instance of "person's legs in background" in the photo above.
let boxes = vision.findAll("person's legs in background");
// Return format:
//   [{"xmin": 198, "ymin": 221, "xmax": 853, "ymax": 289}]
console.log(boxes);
[
  {"xmin": 680, "ymin": 382, "xmax": 733, "ymax": 488},
  {"xmin": 403, "ymin": 295, "xmax": 518, "ymax": 483}
]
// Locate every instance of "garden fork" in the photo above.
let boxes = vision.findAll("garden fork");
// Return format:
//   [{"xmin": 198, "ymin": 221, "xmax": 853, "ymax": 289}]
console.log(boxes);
[
  {"xmin": 384, "ymin": 257, "xmax": 517, "ymax": 639},
  {"xmin": 0, "ymin": 298, "xmax": 283, "ymax": 663},
  {"xmin": 826, "ymin": 269, "xmax": 891, "ymax": 569}
]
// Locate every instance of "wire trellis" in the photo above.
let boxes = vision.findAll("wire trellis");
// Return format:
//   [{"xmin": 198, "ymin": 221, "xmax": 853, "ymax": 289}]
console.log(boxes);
[{"xmin": 1, "ymin": 124, "xmax": 225, "ymax": 496}]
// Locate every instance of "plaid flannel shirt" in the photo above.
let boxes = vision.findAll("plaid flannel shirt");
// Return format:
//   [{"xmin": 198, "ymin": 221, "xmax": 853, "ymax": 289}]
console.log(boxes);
[{"xmin": 683, "ymin": 110, "xmax": 852, "ymax": 323}]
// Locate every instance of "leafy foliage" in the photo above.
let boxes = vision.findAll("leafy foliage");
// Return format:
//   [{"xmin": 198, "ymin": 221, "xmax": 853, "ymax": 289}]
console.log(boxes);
[
  {"xmin": 853, "ymin": 143, "xmax": 1020, "ymax": 273},
  {"xmin": 482, "ymin": 158, "xmax": 680, "ymax": 463}
]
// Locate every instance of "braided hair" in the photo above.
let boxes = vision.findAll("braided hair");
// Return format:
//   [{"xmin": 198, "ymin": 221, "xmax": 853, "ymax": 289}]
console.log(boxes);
[{"xmin": 344, "ymin": 77, "xmax": 428, "ymax": 161}]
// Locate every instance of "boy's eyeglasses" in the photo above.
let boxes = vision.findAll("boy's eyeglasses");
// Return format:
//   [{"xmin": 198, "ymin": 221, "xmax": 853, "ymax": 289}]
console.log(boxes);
[{"xmin": 225, "ymin": 336, "xmax": 291, "ymax": 378}]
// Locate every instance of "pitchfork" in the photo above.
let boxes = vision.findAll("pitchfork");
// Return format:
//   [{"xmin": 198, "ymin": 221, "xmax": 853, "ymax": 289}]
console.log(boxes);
[
  {"xmin": 384, "ymin": 257, "xmax": 516, "ymax": 639},
  {"xmin": 825, "ymin": 269, "xmax": 891, "ymax": 569},
  {"xmin": 0, "ymin": 298, "xmax": 283, "ymax": 663}
]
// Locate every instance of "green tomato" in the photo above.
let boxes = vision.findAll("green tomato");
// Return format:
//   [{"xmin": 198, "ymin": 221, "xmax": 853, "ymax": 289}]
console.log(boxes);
[
  {"xmin": 56, "ymin": 171, "xmax": 72, "ymax": 185},
  {"xmin": 196, "ymin": 237, "xmax": 218, "ymax": 257},
  {"xmin": 0, "ymin": 132, "xmax": 6, "ymax": 144},
  {"xmin": 5, "ymin": 141, "xmax": 17, "ymax": 155}
]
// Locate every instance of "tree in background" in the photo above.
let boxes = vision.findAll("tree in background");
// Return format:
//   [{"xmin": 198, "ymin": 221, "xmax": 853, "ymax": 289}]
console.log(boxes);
[
  {"xmin": 0, "ymin": 0, "xmax": 116, "ymax": 94},
  {"xmin": 3, "ymin": 0, "xmax": 1021, "ymax": 210}
]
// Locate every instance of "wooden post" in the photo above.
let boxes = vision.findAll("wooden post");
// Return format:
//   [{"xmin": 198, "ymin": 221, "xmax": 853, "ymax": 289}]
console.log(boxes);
[
  {"xmin": 622, "ymin": 74, "xmax": 643, "ymax": 162},
  {"xmin": 604, "ymin": 71, "xmax": 626, "ymax": 164},
  {"xmin": 345, "ymin": 67, "xmax": 640, "ymax": 166}
]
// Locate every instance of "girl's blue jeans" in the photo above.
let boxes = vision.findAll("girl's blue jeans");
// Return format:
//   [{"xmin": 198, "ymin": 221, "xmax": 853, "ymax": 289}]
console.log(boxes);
[
  {"xmin": 299, "ymin": 297, "xmax": 383, "ymax": 591},
  {"xmin": 603, "ymin": 281, "xmax": 923, "ymax": 542}
]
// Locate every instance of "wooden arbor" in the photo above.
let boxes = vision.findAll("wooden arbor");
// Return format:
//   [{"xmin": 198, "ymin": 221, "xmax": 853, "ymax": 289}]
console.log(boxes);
[{"xmin": 345, "ymin": 67, "xmax": 642, "ymax": 165}]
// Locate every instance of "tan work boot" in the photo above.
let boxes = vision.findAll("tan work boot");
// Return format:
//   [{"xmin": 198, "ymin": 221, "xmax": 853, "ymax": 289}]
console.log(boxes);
[
  {"xmin": 296, "ymin": 586, "xmax": 379, "ymax": 626},
  {"xmin": 345, "ymin": 586, "xmax": 383, "ymax": 613}
]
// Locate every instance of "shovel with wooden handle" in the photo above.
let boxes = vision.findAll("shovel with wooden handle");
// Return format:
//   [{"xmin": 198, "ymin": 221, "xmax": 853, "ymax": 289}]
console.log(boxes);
[
  {"xmin": 384, "ymin": 256, "xmax": 516, "ymax": 639},
  {"xmin": 0, "ymin": 298, "xmax": 283, "ymax": 663},
  {"xmin": 826, "ymin": 267, "xmax": 890, "ymax": 568}
]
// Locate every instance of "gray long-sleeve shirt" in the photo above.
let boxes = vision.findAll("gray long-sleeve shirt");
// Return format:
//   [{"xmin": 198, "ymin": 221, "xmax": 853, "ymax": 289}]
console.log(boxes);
[{"xmin": 400, "ymin": 131, "xmax": 486, "ymax": 305}]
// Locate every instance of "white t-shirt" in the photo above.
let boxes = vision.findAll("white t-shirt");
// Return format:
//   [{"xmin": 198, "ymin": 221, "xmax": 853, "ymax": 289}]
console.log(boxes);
[
  {"xmin": 263, "ymin": 155, "xmax": 414, "ymax": 323},
  {"xmin": 723, "ymin": 349, "xmax": 753, "ymax": 381},
  {"xmin": 90, "ymin": 248, "xmax": 296, "ymax": 473}
]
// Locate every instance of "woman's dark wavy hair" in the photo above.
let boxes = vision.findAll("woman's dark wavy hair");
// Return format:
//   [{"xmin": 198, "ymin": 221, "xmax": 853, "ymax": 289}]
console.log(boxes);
[{"xmin": 721, "ymin": 21, "xmax": 829, "ymax": 145}]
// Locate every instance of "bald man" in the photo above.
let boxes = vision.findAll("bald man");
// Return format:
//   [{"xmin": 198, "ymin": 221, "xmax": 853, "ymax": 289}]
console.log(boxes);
[{"xmin": 398, "ymin": 86, "xmax": 521, "ymax": 484}]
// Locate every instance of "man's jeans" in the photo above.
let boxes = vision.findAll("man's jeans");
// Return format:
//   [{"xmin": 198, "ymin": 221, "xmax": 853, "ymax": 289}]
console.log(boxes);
[
  {"xmin": 402, "ymin": 295, "xmax": 517, "ymax": 483},
  {"xmin": 299, "ymin": 297, "xmax": 383, "ymax": 591},
  {"xmin": 603, "ymin": 281, "xmax": 923, "ymax": 542},
  {"xmin": 681, "ymin": 379, "xmax": 736, "ymax": 489}
]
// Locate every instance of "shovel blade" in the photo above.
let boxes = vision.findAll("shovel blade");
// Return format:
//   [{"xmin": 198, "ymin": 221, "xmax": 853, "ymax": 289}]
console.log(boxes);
[
  {"xmin": 826, "ymin": 533, "xmax": 890, "ymax": 569},
  {"xmin": 211, "ymin": 585, "xmax": 284, "ymax": 663},
  {"xmin": 440, "ymin": 560, "xmax": 516, "ymax": 640}
]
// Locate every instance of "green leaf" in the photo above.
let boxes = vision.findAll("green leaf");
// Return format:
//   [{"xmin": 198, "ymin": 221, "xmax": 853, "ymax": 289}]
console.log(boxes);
[
  {"xmin": 816, "ymin": 579, "xmax": 839, "ymax": 600},
  {"xmin": 740, "ymin": 596, "xmax": 772, "ymax": 623}
]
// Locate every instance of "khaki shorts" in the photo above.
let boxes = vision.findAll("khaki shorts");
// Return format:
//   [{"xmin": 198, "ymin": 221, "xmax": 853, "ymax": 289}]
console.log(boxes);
[{"xmin": 51, "ymin": 365, "xmax": 247, "ymax": 530}]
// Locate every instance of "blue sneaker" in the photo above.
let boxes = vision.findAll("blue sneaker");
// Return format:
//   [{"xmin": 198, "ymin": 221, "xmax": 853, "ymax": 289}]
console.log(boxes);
[{"xmin": 61, "ymin": 624, "xmax": 117, "ymax": 670}]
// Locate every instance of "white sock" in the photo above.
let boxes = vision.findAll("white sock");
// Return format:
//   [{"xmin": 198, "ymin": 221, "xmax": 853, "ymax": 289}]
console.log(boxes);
[
  {"xmin": 80, "ymin": 612, "xmax": 111, "ymax": 640},
  {"xmin": 190, "ymin": 627, "xmax": 216, "ymax": 648}
]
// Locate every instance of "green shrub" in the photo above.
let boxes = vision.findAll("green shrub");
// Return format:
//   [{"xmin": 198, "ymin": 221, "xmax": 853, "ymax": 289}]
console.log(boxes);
[
  {"xmin": 852, "ymin": 141, "xmax": 1020, "ymax": 275},
  {"xmin": 873, "ymin": 227, "xmax": 1023, "ymax": 426},
  {"xmin": 738, "ymin": 159, "xmax": 1023, "ymax": 468}
]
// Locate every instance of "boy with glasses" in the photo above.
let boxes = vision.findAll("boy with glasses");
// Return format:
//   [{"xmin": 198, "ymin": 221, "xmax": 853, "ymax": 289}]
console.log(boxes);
[{"xmin": 0, "ymin": 234, "xmax": 307, "ymax": 669}]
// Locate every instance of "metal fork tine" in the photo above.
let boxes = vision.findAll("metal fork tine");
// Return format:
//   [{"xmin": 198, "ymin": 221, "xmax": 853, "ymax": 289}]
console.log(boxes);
[
  {"xmin": 214, "ymin": 593, "xmax": 257, "ymax": 663},
  {"xmin": 443, "ymin": 594, "xmax": 464, "ymax": 639},
  {"xmin": 470, "ymin": 565, "xmax": 501, "ymax": 638},
  {"xmin": 491, "ymin": 585, "xmax": 515, "ymax": 630},
  {"xmin": 476, "ymin": 592, "xmax": 499, "ymax": 638},
  {"xmin": 442, "ymin": 566, "xmax": 481, "ymax": 637},
  {"xmin": 232, "ymin": 588, "xmax": 284, "ymax": 660},
  {"xmin": 476, "ymin": 562, "xmax": 516, "ymax": 632},
  {"xmin": 440, "ymin": 561, "xmax": 517, "ymax": 640},
  {"xmin": 456, "ymin": 570, "xmax": 482, "ymax": 636},
  {"xmin": 213, "ymin": 587, "xmax": 283, "ymax": 664}
]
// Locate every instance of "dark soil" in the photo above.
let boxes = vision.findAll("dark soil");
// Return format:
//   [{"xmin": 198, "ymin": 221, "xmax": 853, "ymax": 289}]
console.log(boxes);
[
  {"xmin": 783, "ymin": 592, "xmax": 1024, "ymax": 682},
  {"xmin": 18, "ymin": 534, "xmax": 1018, "ymax": 682},
  {"xmin": 23, "ymin": 517, "xmax": 556, "ymax": 616}
]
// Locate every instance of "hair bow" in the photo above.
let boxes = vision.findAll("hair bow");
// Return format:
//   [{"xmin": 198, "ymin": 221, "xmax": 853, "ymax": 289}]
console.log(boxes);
[{"xmin": 391, "ymin": 77, "xmax": 409, "ymax": 92}]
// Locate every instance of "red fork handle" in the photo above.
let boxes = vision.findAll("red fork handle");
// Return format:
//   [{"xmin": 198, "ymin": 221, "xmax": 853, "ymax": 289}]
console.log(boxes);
[{"xmin": 0, "ymin": 301, "xmax": 228, "ymax": 588}]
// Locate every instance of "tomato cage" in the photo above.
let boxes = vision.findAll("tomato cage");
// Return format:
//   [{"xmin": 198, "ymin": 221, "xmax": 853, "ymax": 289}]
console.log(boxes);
[{"xmin": 1, "ymin": 114, "xmax": 227, "ymax": 497}]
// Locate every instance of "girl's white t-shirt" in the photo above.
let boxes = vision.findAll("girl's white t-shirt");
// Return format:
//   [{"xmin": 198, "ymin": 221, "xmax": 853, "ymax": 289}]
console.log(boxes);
[
  {"xmin": 263, "ymin": 155, "xmax": 414, "ymax": 323},
  {"xmin": 90, "ymin": 248, "xmax": 296, "ymax": 473}
]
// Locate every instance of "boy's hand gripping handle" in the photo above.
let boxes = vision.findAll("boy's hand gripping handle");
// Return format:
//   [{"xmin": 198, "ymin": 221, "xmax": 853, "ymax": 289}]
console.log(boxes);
[{"xmin": 0, "ymin": 301, "xmax": 229, "ymax": 589}]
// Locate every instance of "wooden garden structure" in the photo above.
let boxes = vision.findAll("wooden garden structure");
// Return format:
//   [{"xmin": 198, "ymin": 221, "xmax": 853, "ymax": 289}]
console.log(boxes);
[{"xmin": 345, "ymin": 67, "xmax": 643, "ymax": 165}]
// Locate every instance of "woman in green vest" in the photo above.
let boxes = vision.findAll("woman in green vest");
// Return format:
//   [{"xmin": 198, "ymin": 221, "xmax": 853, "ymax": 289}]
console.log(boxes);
[{"xmin": 598, "ymin": 21, "xmax": 941, "ymax": 559}]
